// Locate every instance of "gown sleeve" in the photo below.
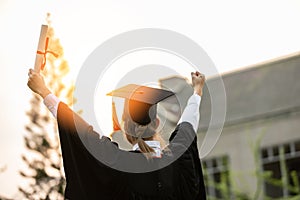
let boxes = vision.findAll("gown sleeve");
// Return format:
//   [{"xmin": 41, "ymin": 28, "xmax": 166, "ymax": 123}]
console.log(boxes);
[
  {"xmin": 56, "ymin": 102, "xmax": 129, "ymax": 200},
  {"xmin": 168, "ymin": 122, "xmax": 207, "ymax": 200}
]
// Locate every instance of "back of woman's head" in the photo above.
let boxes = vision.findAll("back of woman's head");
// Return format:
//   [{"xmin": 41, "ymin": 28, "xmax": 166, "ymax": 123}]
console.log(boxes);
[
  {"xmin": 108, "ymin": 84, "xmax": 174, "ymax": 156},
  {"xmin": 122, "ymin": 100, "xmax": 159, "ymax": 156}
]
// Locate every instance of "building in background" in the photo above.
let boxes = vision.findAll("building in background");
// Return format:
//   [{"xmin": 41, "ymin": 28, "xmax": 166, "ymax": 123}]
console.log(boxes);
[{"xmin": 160, "ymin": 52, "xmax": 300, "ymax": 199}]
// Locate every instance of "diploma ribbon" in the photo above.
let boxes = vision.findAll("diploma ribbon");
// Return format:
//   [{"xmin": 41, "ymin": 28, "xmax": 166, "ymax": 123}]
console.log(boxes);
[{"xmin": 36, "ymin": 37, "xmax": 58, "ymax": 70}]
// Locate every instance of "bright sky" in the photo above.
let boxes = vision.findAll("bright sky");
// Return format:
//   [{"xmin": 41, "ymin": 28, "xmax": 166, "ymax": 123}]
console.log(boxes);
[{"xmin": 0, "ymin": 0, "xmax": 299, "ymax": 198}]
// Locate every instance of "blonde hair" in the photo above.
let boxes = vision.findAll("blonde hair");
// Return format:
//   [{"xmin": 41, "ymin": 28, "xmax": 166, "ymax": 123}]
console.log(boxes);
[
  {"xmin": 123, "ymin": 117, "xmax": 156, "ymax": 151},
  {"xmin": 122, "ymin": 117, "xmax": 169, "ymax": 159}
]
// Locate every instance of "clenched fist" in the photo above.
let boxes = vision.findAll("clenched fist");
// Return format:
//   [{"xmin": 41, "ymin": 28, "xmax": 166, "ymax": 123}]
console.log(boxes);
[
  {"xmin": 191, "ymin": 71, "xmax": 205, "ymax": 96},
  {"xmin": 27, "ymin": 69, "xmax": 51, "ymax": 98}
]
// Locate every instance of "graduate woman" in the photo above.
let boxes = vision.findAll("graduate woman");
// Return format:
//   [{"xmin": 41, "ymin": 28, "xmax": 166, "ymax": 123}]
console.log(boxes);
[{"xmin": 27, "ymin": 69, "xmax": 207, "ymax": 200}]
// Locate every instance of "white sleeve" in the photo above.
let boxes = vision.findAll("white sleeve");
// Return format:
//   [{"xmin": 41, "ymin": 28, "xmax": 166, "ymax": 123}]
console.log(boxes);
[
  {"xmin": 43, "ymin": 93, "xmax": 61, "ymax": 118},
  {"xmin": 177, "ymin": 93, "xmax": 201, "ymax": 132}
]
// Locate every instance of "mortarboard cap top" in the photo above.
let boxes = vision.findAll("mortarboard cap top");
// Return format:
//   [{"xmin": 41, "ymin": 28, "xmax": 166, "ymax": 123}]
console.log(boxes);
[
  {"xmin": 107, "ymin": 84, "xmax": 175, "ymax": 126},
  {"xmin": 107, "ymin": 84, "xmax": 174, "ymax": 105}
]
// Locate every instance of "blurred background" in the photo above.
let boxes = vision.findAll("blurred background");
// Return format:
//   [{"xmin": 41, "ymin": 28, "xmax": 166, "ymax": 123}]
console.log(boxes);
[{"xmin": 0, "ymin": 0, "xmax": 299, "ymax": 199}]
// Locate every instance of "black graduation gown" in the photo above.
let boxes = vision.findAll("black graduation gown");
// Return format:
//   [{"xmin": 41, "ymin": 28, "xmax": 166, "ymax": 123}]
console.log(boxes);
[{"xmin": 57, "ymin": 102, "xmax": 206, "ymax": 200}]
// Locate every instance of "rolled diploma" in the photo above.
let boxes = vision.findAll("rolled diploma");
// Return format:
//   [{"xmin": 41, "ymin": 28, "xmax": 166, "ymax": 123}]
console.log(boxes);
[{"xmin": 34, "ymin": 25, "xmax": 48, "ymax": 73}]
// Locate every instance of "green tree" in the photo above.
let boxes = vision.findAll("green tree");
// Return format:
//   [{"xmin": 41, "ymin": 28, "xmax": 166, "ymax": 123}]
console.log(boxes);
[{"xmin": 19, "ymin": 13, "xmax": 74, "ymax": 200}]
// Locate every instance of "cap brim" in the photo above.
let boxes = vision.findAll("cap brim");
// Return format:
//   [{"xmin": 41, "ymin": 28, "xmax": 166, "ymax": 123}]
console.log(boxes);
[{"xmin": 107, "ymin": 84, "xmax": 174, "ymax": 105}]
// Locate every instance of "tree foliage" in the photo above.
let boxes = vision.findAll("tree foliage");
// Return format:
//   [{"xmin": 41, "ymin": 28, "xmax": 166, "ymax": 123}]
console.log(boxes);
[{"xmin": 19, "ymin": 13, "xmax": 74, "ymax": 200}]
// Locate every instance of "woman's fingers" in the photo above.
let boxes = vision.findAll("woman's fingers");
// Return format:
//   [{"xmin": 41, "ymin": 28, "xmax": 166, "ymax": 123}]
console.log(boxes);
[
  {"xmin": 191, "ymin": 71, "xmax": 204, "ymax": 78},
  {"xmin": 28, "ymin": 68, "xmax": 39, "ymax": 76}
]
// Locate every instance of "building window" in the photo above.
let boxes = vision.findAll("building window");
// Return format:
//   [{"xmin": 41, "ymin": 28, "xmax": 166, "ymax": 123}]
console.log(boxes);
[
  {"xmin": 261, "ymin": 140, "xmax": 300, "ymax": 198},
  {"xmin": 203, "ymin": 155, "xmax": 230, "ymax": 199}
]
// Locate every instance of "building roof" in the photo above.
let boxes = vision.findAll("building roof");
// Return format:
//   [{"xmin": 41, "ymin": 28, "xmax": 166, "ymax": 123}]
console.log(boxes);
[
  {"xmin": 160, "ymin": 52, "xmax": 300, "ymax": 130},
  {"xmin": 200, "ymin": 52, "xmax": 300, "ymax": 129}
]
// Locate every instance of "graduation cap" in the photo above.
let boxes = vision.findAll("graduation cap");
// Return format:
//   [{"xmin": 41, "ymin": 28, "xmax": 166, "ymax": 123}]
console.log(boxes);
[{"xmin": 107, "ymin": 84, "xmax": 175, "ymax": 126}]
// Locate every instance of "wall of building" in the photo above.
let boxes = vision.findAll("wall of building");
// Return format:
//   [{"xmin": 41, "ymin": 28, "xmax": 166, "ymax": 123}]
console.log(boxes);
[{"xmin": 198, "ymin": 108, "xmax": 300, "ymax": 198}]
